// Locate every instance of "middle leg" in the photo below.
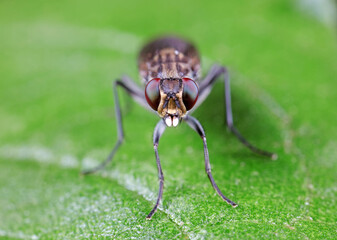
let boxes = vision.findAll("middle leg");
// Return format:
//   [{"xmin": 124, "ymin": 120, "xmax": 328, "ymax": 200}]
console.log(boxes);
[
  {"xmin": 196, "ymin": 65, "xmax": 277, "ymax": 159},
  {"xmin": 81, "ymin": 76, "xmax": 153, "ymax": 175}
]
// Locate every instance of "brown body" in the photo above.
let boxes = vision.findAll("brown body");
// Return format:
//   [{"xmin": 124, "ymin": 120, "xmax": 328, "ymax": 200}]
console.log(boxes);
[
  {"xmin": 138, "ymin": 37, "xmax": 201, "ymax": 123},
  {"xmin": 82, "ymin": 36, "xmax": 276, "ymax": 220},
  {"xmin": 138, "ymin": 37, "xmax": 201, "ymax": 82}
]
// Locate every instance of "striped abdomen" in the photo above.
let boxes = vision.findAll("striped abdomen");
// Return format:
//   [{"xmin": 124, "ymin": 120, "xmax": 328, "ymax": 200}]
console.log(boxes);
[{"xmin": 138, "ymin": 37, "xmax": 201, "ymax": 82}]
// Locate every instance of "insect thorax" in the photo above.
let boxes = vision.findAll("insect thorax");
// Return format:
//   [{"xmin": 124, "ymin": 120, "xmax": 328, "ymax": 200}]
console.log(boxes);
[{"xmin": 138, "ymin": 37, "xmax": 201, "ymax": 83}]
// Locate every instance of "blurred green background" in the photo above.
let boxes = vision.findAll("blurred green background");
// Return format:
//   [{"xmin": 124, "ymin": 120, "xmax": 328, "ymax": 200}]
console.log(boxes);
[{"xmin": 0, "ymin": 0, "xmax": 337, "ymax": 239}]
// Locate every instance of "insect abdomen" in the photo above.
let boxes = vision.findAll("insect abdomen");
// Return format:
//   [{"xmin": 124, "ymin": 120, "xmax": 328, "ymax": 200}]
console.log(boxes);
[{"xmin": 138, "ymin": 37, "xmax": 201, "ymax": 82}]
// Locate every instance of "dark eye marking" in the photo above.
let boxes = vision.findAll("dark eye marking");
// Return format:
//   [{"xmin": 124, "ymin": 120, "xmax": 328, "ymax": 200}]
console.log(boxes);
[
  {"xmin": 182, "ymin": 78, "xmax": 198, "ymax": 110},
  {"xmin": 145, "ymin": 78, "xmax": 161, "ymax": 110}
]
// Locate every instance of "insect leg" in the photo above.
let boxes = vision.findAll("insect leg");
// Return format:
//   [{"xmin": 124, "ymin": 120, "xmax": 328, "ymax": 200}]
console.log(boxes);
[
  {"xmin": 198, "ymin": 65, "xmax": 277, "ymax": 159},
  {"xmin": 147, "ymin": 120, "xmax": 166, "ymax": 220},
  {"xmin": 120, "ymin": 75, "xmax": 155, "ymax": 112},
  {"xmin": 183, "ymin": 115, "xmax": 237, "ymax": 207},
  {"xmin": 81, "ymin": 78, "xmax": 150, "ymax": 175},
  {"xmin": 189, "ymin": 65, "xmax": 223, "ymax": 112}
]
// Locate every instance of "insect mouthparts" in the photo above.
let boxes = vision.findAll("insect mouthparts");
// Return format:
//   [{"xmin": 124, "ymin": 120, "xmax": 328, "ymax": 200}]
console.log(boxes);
[{"xmin": 164, "ymin": 115, "xmax": 179, "ymax": 127}]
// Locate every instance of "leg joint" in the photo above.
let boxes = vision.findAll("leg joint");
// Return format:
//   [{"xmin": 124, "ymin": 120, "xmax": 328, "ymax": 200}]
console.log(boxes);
[
  {"xmin": 221, "ymin": 66, "xmax": 227, "ymax": 73},
  {"xmin": 114, "ymin": 79, "xmax": 122, "ymax": 86},
  {"xmin": 214, "ymin": 65, "xmax": 227, "ymax": 74},
  {"xmin": 117, "ymin": 138, "xmax": 124, "ymax": 145}
]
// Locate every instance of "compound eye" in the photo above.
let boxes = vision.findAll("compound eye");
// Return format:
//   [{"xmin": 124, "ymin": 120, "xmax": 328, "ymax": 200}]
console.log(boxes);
[
  {"xmin": 182, "ymin": 78, "xmax": 198, "ymax": 110},
  {"xmin": 145, "ymin": 78, "xmax": 161, "ymax": 110}
]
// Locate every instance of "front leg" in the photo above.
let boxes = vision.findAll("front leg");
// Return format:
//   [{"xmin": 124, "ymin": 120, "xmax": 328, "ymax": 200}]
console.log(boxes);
[
  {"xmin": 184, "ymin": 115, "xmax": 237, "ymax": 207},
  {"xmin": 196, "ymin": 65, "xmax": 277, "ymax": 159},
  {"xmin": 146, "ymin": 119, "xmax": 166, "ymax": 220}
]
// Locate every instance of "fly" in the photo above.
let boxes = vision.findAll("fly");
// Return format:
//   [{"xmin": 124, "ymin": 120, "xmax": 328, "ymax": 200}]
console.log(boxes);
[{"xmin": 82, "ymin": 36, "xmax": 277, "ymax": 219}]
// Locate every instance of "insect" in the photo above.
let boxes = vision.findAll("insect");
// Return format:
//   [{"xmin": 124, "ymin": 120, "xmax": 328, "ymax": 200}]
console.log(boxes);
[{"xmin": 82, "ymin": 36, "xmax": 277, "ymax": 219}]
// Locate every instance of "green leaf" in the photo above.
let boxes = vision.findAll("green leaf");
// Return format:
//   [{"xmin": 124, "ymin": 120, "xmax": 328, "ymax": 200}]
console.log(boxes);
[{"xmin": 0, "ymin": 0, "xmax": 336, "ymax": 239}]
